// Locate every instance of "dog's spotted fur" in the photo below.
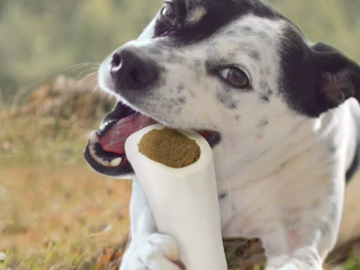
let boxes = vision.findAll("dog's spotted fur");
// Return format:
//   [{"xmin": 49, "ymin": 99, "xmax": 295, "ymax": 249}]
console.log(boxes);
[{"xmin": 86, "ymin": 0, "xmax": 360, "ymax": 269}]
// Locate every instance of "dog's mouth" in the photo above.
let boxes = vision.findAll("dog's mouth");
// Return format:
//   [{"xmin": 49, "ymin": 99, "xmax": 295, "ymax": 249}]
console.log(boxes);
[{"xmin": 84, "ymin": 101, "xmax": 221, "ymax": 177}]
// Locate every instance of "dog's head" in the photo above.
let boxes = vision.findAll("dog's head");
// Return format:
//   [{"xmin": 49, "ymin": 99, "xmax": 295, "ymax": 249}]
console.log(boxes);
[{"xmin": 85, "ymin": 0, "xmax": 360, "ymax": 179}]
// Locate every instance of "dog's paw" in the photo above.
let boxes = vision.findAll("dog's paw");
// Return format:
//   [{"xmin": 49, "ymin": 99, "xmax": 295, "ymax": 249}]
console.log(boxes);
[
  {"xmin": 265, "ymin": 248, "xmax": 323, "ymax": 270},
  {"xmin": 120, "ymin": 233, "xmax": 186, "ymax": 270},
  {"xmin": 266, "ymin": 262, "xmax": 300, "ymax": 270},
  {"xmin": 273, "ymin": 263, "xmax": 298, "ymax": 270},
  {"xmin": 271, "ymin": 262, "xmax": 321, "ymax": 270}
]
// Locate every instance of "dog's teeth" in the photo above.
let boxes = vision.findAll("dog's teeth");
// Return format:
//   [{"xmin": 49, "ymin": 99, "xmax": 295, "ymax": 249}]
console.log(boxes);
[
  {"xmin": 102, "ymin": 160, "xmax": 110, "ymax": 167},
  {"xmin": 100, "ymin": 120, "xmax": 116, "ymax": 131},
  {"xmin": 88, "ymin": 130, "xmax": 122, "ymax": 168},
  {"xmin": 89, "ymin": 144, "xmax": 108, "ymax": 166},
  {"xmin": 110, "ymin": 158, "xmax": 122, "ymax": 167},
  {"xmin": 100, "ymin": 122, "xmax": 108, "ymax": 131},
  {"xmin": 89, "ymin": 130, "xmax": 99, "ymax": 144}
]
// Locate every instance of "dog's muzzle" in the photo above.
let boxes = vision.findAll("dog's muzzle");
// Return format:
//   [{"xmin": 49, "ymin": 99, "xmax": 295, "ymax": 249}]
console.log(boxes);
[{"xmin": 84, "ymin": 46, "xmax": 221, "ymax": 177}]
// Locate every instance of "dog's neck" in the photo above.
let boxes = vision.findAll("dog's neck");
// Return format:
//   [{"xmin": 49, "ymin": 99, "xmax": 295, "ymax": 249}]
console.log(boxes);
[{"xmin": 213, "ymin": 102, "xmax": 353, "ymax": 194}]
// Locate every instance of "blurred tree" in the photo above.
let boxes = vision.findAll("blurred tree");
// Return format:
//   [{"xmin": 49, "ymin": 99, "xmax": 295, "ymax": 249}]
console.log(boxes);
[
  {"xmin": 269, "ymin": 0, "xmax": 360, "ymax": 61},
  {"xmin": 0, "ymin": 0, "xmax": 162, "ymax": 102},
  {"xmin": 0, "ymin": 0, "xmax": 359, "ymax": 103}
]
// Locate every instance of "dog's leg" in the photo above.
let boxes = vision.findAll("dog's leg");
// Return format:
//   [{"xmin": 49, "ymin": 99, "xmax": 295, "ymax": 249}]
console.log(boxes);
[
  {"xmin": 262, "ymin": 201, "xmax": 343, "ymax": 270},
  {"xmin": 120, "ymin": 176, "xmax": 185, "ymax": 270},
  {"xmin": 265, "ymin": 246, "xmax": 322, "ymax": 270}
]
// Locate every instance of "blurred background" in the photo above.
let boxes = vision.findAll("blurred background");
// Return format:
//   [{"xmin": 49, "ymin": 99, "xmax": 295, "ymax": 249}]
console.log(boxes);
[{"xmin": 0, "ymin": 0, "xmax": 360, "ymax": 269}]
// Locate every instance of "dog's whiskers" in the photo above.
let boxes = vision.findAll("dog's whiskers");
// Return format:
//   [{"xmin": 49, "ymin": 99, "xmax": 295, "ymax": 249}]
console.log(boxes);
[
  {"xmin": 83, "ymin": 77, "xmax": 99, "ymax": 91},
  {"xmin": 76, "ymin": 68, "xmax": 99, "ymax": 81},
  {"xmin": 93, "ymin": 83, "xmax": 101, "ymax": 94},
  {"xmin": 65, "ymin": 62, "xmax": 100, "ymax": 72},
  {"xmin": 79, "ymin": 70, "xmax": 99, "ymax": 83}
]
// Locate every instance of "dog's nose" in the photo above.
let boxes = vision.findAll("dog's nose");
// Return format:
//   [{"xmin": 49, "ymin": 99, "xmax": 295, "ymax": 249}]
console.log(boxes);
[{"xmin": 110, "ymin": 48, "xmax": 159, "ymax": 90}]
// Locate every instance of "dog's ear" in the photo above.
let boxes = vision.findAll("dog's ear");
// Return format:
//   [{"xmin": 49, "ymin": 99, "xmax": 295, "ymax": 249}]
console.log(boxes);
[
  {"xmin": 185, "ymin": 0, "xmax": 203, "ymax": 9},
  {"xmin": 312, "ymin": 42, "xmax": 360, "ymax": 109}
]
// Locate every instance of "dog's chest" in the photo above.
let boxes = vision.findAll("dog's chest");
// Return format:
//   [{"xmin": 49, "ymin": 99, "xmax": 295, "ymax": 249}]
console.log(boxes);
[
  {"xmin": 215, "ymin": 106, "xmax": 354, "ymax": 239},
  {"xmin": 219, "ymin": 146, "xmax": 335, "ymax": 239}
]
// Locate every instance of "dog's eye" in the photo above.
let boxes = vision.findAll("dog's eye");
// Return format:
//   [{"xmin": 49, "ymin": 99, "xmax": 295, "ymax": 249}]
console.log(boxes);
[
  {"xmin": 219, "ymin": 68, "xmax": 249, "ymax": 88},
  {"xmin": 161, "ymin": 2, "xmax": 177, "ymax": 26}
]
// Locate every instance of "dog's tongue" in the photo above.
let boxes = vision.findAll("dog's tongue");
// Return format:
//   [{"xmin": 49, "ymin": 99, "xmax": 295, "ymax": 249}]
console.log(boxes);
[{"xmin": 99, "ymin": 114, "xmax": 157, "ymax": 155}]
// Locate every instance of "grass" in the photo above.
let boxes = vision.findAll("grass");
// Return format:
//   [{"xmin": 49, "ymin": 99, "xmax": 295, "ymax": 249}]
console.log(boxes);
[
  {"xmin": 0, "ymin": 93, "xmax": 131, "ymax": 269},
  {"xmin": 0, "ymin": 162, "xmax": 131, "ymax": 270}
]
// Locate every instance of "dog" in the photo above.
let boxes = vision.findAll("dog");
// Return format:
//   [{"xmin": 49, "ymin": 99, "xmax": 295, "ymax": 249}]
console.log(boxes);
[{"xmin": 84, "ymin": 0, "xmax": 360, "ymax": 269}]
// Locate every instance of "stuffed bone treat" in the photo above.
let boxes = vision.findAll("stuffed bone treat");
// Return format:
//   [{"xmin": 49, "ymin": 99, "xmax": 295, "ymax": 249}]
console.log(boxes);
[{"xmin": 125, "ymin": 124, "xmax": 227, "ymax": 270}]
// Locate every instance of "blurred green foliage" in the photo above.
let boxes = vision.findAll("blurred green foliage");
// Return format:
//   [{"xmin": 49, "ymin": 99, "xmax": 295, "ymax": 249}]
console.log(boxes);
[
  {"xmin": 271, "ymin": 0, "xmax": 360, "ymax": 61},
  {"xmin": 1, "ymin": 0, "xmax": 360, "ymax": 102},
  {"xmin": 0, "ymin": 0, "xmax": 163, "ymax": 102}
]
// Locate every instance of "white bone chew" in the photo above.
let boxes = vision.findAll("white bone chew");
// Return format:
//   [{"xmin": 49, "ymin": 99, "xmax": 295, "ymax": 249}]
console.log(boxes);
[{"xmin": 125, "ymin": 124, "xmax": 227, "ymax": 270}]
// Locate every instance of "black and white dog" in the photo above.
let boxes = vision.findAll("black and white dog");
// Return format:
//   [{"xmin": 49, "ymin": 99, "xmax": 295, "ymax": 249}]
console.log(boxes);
[{"xmin": 84, "ymin": 0, "xmax": 360, "ymax": 269}]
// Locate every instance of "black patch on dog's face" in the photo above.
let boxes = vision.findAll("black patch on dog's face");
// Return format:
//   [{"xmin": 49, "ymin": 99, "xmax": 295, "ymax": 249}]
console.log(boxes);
[
  {"xmin": 154, "ymin": 0, "xmax": 280, "ymax": 46},
  {"xmin": 278, "ymin": 26, "xmax": 324, "ymax": 117},
  {"xmin": 279, "ymin": 25, "xmax": 360, "ymax": 117}
]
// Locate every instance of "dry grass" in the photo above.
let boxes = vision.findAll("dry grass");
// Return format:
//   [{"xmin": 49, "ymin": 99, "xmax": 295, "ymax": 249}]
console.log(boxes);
[
  {"xmin": 0, "ymin": 85, "xmax": 130, "ymax": 270},
  {"xmin": 0, "ymin": 162, "xmax": 131, "ymax": 270}
]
